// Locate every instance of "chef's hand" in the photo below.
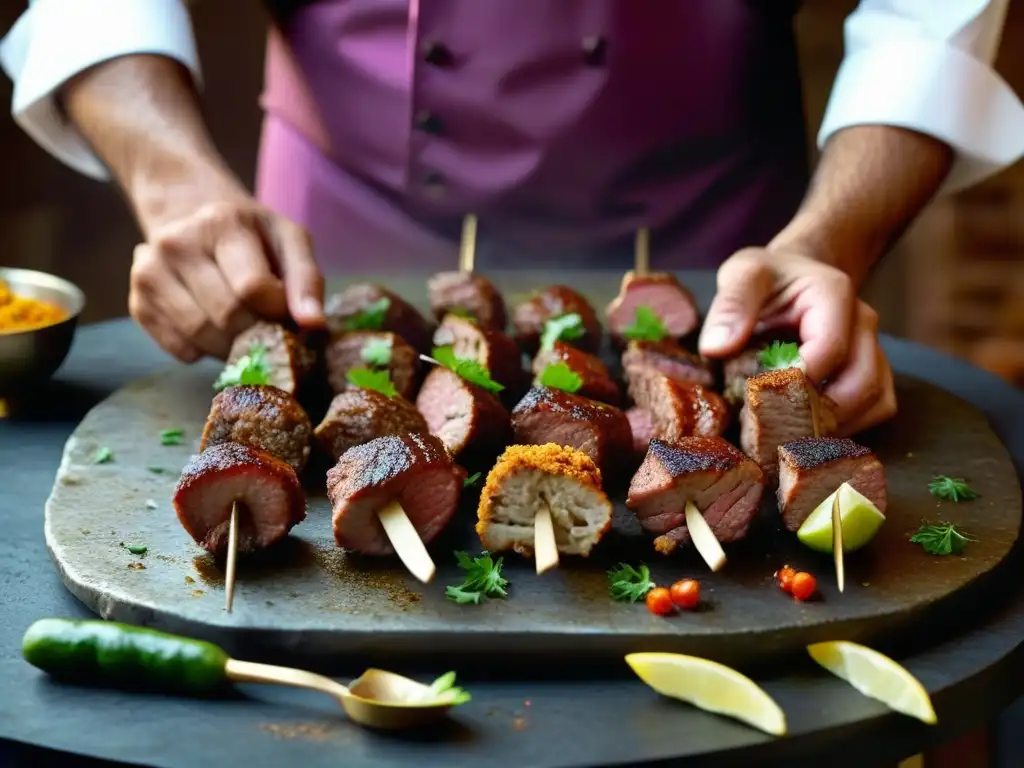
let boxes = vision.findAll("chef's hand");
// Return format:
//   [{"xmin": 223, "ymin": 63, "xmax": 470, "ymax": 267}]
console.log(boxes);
[
  {"xmin": 697, "ymin": 248, "xmax": 896, "ymax": 435},
  {"xmin": 129, "ymin": 190, "xmax": 325, "ymax": 363}
]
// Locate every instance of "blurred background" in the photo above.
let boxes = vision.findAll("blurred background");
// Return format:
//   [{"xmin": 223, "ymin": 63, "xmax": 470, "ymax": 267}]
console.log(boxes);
[{"xmin": 0, "ymin": 0, "xmax": 1021, "ymax": 383}]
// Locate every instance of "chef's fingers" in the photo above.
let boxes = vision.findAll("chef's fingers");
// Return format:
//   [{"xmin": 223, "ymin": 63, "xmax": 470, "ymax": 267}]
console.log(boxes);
[
  {"xmin": 796, "ymin": 271, "xmax": 856, "ymax": 383},
  {"xmin": 699, "ymin": 249, "xmax": 774, "ymax": 357},
  {"xmin": 266, "ymin": 217, "xmax": 325, "ymax": 327},
  {"xmin": 820, "ymin": 302, "xmax": 888, "ymax": 429},
  {"xmin": 212, "ymin": 226, "xmax": 289, "ymax": 320},
  {"xmin": 129, "ymin": 247, "xmax": 202, "ymax": 363},
  {"xmin": 837, "ymin": 346, "xmax": 897, "ymax": 436}
]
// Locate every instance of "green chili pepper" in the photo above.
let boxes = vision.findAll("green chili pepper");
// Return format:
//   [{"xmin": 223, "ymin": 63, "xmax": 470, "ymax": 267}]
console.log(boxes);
[{"xmin": 22, "ymin": 618, "xmax": 229, "ymax": 695}]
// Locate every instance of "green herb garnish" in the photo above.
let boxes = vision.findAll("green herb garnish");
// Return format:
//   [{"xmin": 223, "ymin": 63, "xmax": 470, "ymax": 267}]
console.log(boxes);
[
  {"xmin": 757, "ymin": 341, "xmax": 802, "ymax": 372},
  {"xmin": 432, "ymin": 346, "xmax": 504, "ymax": 393},
  {"xmin": 345, "ymin": 367, "xmax": 398, "ymax": 398},
  {"xmin": 910, "ymin": 522, "xmax": 974, "ymax": 556},
  {"xmin": 607, "ymin": 563, "xmax": 655, "ymax": 602},
  {"xmin": 214, "ymin": 343, "xmax": 271, "ymax": 391},
  {"xmin": 539, "ymin": 312, "xmax": 584, "ymax": 351},
  {"xmin": 928, "ymin": 475, "xmax": 979, "ymax": 503},
  {"xmin": 360, "ymin": 337, "xmax": 393, "ymax": 368},
  {"xmin": 160, "ymin": 428, "xmax": 185, "ymax": 446},
  {"xmin": 463, "ymin": 472, "xmax": 482, "ymax": 488},
  {"xmin": 121, "ymin": 543, "xmax": 148, "ymax": 556},
  {"xmin": 147, "ymin": 465, "xmax": 166, "ymax": 474},
  {"xmin": 343, "ymin": 297, "xmax": 391, "ymax": 331},
  {"xmin": 538, "ymin": 361, "xmax": 582, "ymax": 393},
  {"xmin": 94, "ymin": 446, "xmax": 113, "ymax": 464},
  {"xmin": 622, "ymin": 306, "xmax": 668, "ymax": 342},
  {"xmin": 445, "ymin": 551, "xmax": 508, "ymax": 604},
  {"xmin": 429, "ymin": 671, "xmax": 472, "ymax": 705}
]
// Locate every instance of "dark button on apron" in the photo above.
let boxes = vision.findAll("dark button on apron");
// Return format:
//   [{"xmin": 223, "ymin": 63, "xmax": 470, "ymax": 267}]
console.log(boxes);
[
  {"xmin": 422, "ymin": 40, "xmax": 453, "ymax": 67},
  {"xmin": 413, "ymin": 110, "xmax": 444, "ymax": 135},
  {"xmin": 582, "ymin": 35, "xmax": 607, "ymax": 66}
]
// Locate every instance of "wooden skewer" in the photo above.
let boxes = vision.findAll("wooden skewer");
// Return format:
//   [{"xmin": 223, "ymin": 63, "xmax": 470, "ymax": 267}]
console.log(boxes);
[
  {"xmin": 685, "ymin": 501, "xmax": 727, "ymax": 572},
  {"xmin": 534, "ymin": 499, "xmax": 560, "ymax": 575},
  {"xmin": 459, "ymin": 214, "xmax": 477, "ymax": 274},
  {"xmin": 225, "ymin": 501, "xmax": 239, "ymax": 613},
  {"xmin": 832, "ymin": 491, "xmax": 845, "ymax": 593},
  {"xmin": 378, "ymin": 499, "xmax": 436, "ymax": 583},
  {"xmin": 634, "ymin": 228, "xmax": 650, "ymax": 277}
]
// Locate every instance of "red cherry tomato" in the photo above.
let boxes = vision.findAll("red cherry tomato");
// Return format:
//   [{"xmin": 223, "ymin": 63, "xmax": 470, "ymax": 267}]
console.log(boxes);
[
  {"xmin": 669, "ymin": 579, "xmax": 700, "ymax": 610},
  {"xmin": 791, "ymin": 572, "xmax": 817, "ymax": 601},
  {"xmin": 645, "ymin": 587, "xmax": 675, "ymax": 616},
  {"xmin": 775, "ymin": 566, "xmax": 796, "ymax": 593}
]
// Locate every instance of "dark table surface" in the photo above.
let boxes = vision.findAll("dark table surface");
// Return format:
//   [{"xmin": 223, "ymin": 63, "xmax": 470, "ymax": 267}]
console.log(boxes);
[{"xmin": 3, "ymin": 272, "xmax": 1024, "ymax": 767}]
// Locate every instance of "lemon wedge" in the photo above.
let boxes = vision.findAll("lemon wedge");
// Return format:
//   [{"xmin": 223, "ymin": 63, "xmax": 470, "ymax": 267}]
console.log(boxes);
[
  {"xmin": 807, "ymin": 641, "xmax": 937, "ymax": 725},
  {"xmin": 625, "ymin": 652, "xmax": 787, "ymax": 735}
]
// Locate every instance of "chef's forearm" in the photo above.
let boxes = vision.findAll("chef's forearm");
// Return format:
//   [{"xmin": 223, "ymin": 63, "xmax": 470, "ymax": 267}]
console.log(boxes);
[
  {"xmin": 62, "ymin": 54, "xmax": 241, "ymax": 236},
  {"xmin": 768, "ymin": 125, "xmax": 953, "ymax": 286}
]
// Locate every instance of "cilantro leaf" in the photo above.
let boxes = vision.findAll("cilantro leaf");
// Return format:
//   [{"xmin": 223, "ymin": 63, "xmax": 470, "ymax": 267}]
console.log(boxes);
[
  {"xmin": 445, "ymin": 550, "xmax": 508, "ymax": 604},
  {"xmin": 607, "ymin": 562, "xmax": 655, "ymax": 602},
  {"xmin": 94, "ymin": 446, "xmax": 113, "ymax": 464},
  {"xmin": 431, "ymin": 346, "xmax": 504, "ymax": 393},
  {"xmin": 463, "ymin": 472, "xmax": 482, "ymax": 488},
  {"xmin": 538, "ymin": 361, "xmax": 583, "ymax": 393},
  {"xmin": 346, "ymin": 367, "xmax": 398, "ymax": 398},
  {"xmin": 622, "ymin": 306, "xmax": 668, "ymax": 342},
  {"xmin": 121, "ymin": 543, "xmax": 148, "ymax": 556},
  {"xmin": 910, "ymin": 522, "xmax": 974, "ymax": 556},
  {"xmin": 160, "ymin": 428, "xmax": 185, "ymax": 446},
  {"xmin": 757, "ymin": 341, "xmax": 804, "ymax": 372},
  {"xmin": 343, "ymin": 297, "xmax": 391, "ymax": 331},
  {"xmin": 360, "ymin": 337, "xmax": 393, "ymax": 368},
  {"xmin": 214, "ymin": 343, "xmax": 272, "ymax": 391},
  {"xmin": 928, "ymin": 476, "xmax": 979, "ymax": 503},
  {"xmin": 539, "ymin": 312, "xmax": 584, "ymax": 351}
]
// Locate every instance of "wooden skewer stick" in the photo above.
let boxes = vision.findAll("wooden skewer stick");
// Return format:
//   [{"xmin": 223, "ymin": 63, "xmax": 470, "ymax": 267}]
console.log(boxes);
[
  {"xmin": 534, "ymin": 499, "xmax": 560, "ymax": 575},
  {"xmin": 685, "ymin": 501, "xmax": 727, "ymax": 572},
  {"xmin": 832, "ymin": 491, "xmax": 845, "ymax": 593},
  {"xmin": 459, "ymin": 214, "xmax": 478, "ymax": 274},
  {"xmin": 225, "ymin": 501, "xmax": 239, "ymax": 613},
  {"xmin": 378, "ymin": 499, "xmax": 436, "ymax": 584},
  {"xmin": 634, "ymin": 228, "xmax": 650, "ymax": 277}
]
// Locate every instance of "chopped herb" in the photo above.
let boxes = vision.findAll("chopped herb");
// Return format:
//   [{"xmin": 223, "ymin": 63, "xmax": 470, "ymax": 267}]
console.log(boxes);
[
  {"xmin": 93, "ymin": 446, "xmax": 113, "ymax": 464},
  {"xmin": 445, "ymin": 551, "xmax": 508, "ymax": 604},
  {"xmin": 539, "ymin": 312, "xmax": 584, "ymax": 351},
  {"xmin": 121, "ymin": 543, "xmax": 148, "ymax": 556},
  {"xmin": 432, "ymin": 346, "xmax": 504, "ymax": 393},
  {"xmin": 928, "ymin": 475, "xmax": 979, "ymax": 503},
  {"xmin": 757, "ymin": 341, "xmax": 803, "ymax": 372},
  {"xmin": 463, "ymin": 472, "xmax": 482, "ymax": 488},
  {"xmin": 160, "ymin": 428, "xmax": 185, "ymax": 446},
  {"xmin": 343, "ymin": 297, "xmax": 391, "ymax": 331},
  {"xmin": 146, "ymin": 465, "xmax": 166, "ymax": 474},
  {"xmin": 910, "ymin": 522, "xmax": 974, "ymax": 556},
  {"xmin": 607, "ymin": 562, "xmax": 656, "ymax": 602},
  {"xmin": 345, "ymin": 367, "xmax": 398, "ymax": 398},
  {"xmin": 538, "ymin": 361, "xmax": 583, "ymax": 393},
  {"xmin": 360, "ymin": 337, "xmax": 393, "ymax": 368},
  {"xmin": 622, "ymin": 306, "xmax": 668, "ymax": 342},
  {"xmin": 429, "ymin": 671, "xmax": 472, "ymax": 705},
  {"xmin": 214, "ymin": 343, "xmax": 271, "ymax": 391}
]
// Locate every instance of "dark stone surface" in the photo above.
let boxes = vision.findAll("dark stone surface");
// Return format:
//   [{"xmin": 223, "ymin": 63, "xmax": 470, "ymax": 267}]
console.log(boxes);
[{"xmin": 2, "ymin": 270, "xmax": 1024, "ymax": 767}]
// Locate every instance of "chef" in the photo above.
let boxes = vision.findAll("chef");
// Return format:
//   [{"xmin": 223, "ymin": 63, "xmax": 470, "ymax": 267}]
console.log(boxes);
[{"xmin": 1, "ymin": 1, "xmax": 1022, "ymax": 435}]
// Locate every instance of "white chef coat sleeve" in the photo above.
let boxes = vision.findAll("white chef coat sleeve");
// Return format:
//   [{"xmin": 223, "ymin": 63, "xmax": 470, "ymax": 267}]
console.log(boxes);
[
  {"xmin": 0, "ymin": 0, "xmax": 201, "ymax": 181},
  {"xmin": 818, "ymin": 0, "xmax": 1024, "ymax": 193}
]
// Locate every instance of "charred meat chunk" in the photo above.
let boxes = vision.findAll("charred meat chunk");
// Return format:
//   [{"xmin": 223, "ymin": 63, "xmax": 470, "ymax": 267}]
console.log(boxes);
[
  {"xmin": 512, "ymin": 285, "xmax": 601, "ymax": 355},
  {"xmin": 323, "ymin": 330, "xmax": 419, "ymax": 399},
  {"xmin": 777, "ymin": 437, "xmax": 887, "ymax": 531},
  {"xmin": 325, "ymin": 283, "xmax": 434, "ymax": 354},
  {"xmin": 511, "ymin": 386, "xmax": 633, "ymax": 484},
  {"xmin": 531, "ymin": 341, "xmax": 620, "ymax": 405},
  {"xmin": 173, "ymin": 442, "xmax": 306, "ymax": 554},
  {"xmin": 314, "ymin": 387, "xmax": 429, "ymax": 462},
  {"xmin": 627, "ymin": 370, "xmax": 730, "ymax": 440},
  {"xmin": 476, "ymin": 443, "xmax": 613, "ymax": 558},
  {"xmin": 626, "ymin": 406, "xmax": 655, "ymax": 455},
  {"xmin": 740, "ymin": 368, "xmax": 838, "ymax": 483},
  {"xmin": 722, "ymin": 331, "xmax": 802, "ymax": 408},
  {"xmin": 226, "ymin": 322, "xmax": 316, "ymax": 395},
  {"xmin": 433, "ymin": 313, "xmax": 530, "ymax": 401},
  {"xmin": 327, "ymin": 432, "xmax": 463, "ymax": 555},
  {"xmin": 626, "ymin": 437, "xmax": 765, "ymax": 555},
  {"xmin": 200, "ymin": 385, "xmax": 312, "ymax": 473},
  {"xmin": 427, "ymin": 271, "xmax": 507, "ymax": 331},
  {"xmin": 622, "ymin": 339, "xmax": 715, "ymax": 388},
  {"xmin": 605, "ymin": 272, "xmax": 699, "ymax": 345},
  {"xmin": 416, "ymin": 366, "xmax": 512, "ymax": 464}
]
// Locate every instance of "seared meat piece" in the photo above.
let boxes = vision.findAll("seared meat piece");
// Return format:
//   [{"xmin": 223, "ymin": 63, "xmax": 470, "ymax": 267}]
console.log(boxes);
[
  {"xmin": 511, "ymin": 386, "xmax": 633, "ymax": 483},
  {"xmin": 433, "ymin": 313, "xmax": 530, "ymax": 401},
  {"xmin": 626, "ymin": 437, "xmax": 765, "ymax": 555},
  {"xmin": 314, "ymin": 387, "xmax": 429, "ymax": 462},
  {"xmin": 622, "ymin": 339, "xmax": 715, "ymax": 388},
  {"xmin": 722, "ymin": 331, "xmax": 802, "ymax": 408},
  {"xmin": 531, "ymin": 341, "xmax": 620, "ymax": 405},
  {"xmin": 327, "ymin": 432, "xmax": 463, "ymax": 555},
  {"xmin": 200, "ymin": 385, "xmax": 312, "ymax": 473},
  {"xmin": 740, "ymin": 368, "xmax": 838, "ymax": 484},
  {"xmin": 605, "ymin": 272, "xmax": 699, "ymax": 345},
  {"xmin": 323, "ymin": 330, "xmax": 419, "ymax": 399},
  {"xmin": 512, "ymin": 285, "xmax": 602, "ymax": 355},
  {"xmin": 627, "ymin": 370, "xmax": 730, "ymax": 440},
  {"xmin": 173, "ymin": 442, "xmax": 306, "ymax": 554},
  {"xmin": 476, "ymin": 443, "xmax": 613, "ymax": 558},
  {"xmin": 777, "ymin": 437, "xmax": 887, "ymax": 531},
  {"xmin": 626, "ymin": 406, "xmax": 655, "ymax": 455},
  {"xmin": 426, "ymin": 271, "xmax": 507, "ymax": 331},
  {"xmin": 416, "ymin": 367, "xmax": 512, "ymax": 464},
  {"xmin": 324, "ymin": 283, "xmax": 434, "ymax": 354},
  {"xmin": 226, "ymin": 322, "xmax": 315, "ymax": 395}
]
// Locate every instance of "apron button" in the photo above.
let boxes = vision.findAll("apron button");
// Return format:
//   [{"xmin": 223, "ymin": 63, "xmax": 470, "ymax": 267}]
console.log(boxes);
[
  {"xmin": 422, "ymin": 40, "xmax": 453, "ymax": 67},
  {"xmin": 582, "ymin": 35, "xmax": 607, "ymax": 66},
  {"xmin": 414, "ymin": 110, "xmax": 444, "ymax": 135}
]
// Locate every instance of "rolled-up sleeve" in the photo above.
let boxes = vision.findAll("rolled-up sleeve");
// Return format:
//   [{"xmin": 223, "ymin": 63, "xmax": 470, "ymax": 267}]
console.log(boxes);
[
  {"xmin": 819, "ymin": 0, "xmax": 1024, "ymax": 193},
  {"xmin": 0, "ymin": 0, "xmax": 201, "ymax": 180}
]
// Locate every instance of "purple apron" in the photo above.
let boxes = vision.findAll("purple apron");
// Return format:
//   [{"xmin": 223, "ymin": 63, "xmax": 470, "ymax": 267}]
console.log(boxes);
[{"xmin": 256, "ymin": 1, "xmax": 808, "ymax": 273}]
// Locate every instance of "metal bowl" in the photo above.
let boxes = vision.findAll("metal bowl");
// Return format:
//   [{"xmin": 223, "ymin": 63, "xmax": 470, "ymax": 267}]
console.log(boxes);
[{"xmin": 0, "ymin": 267, "xmax": 86, "ymax": 394}]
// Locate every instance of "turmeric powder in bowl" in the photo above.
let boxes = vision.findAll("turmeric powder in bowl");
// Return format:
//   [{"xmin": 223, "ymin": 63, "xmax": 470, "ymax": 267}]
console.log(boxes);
[{"xmin": 0, "ymin": 277, "xmax": 67, "ymax": 333}]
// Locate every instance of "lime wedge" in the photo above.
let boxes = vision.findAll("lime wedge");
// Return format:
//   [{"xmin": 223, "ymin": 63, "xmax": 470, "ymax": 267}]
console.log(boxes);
[
  {"xmin": 625, "ymin": 652, "xmax": 787, "ymax": 735},
  {"xmin": 807, "ymin": 641, "xmax": 937, "ymax": 724},
  {"xmin": 797, "ymin": 482, "xmax": 885, "ymax": 553}
]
